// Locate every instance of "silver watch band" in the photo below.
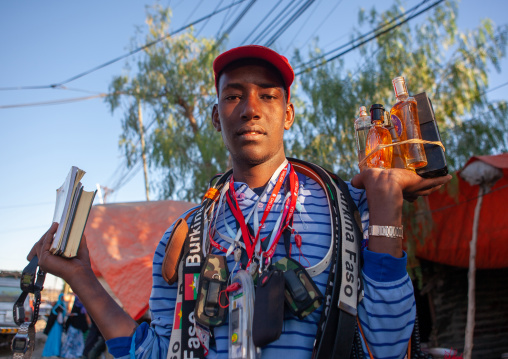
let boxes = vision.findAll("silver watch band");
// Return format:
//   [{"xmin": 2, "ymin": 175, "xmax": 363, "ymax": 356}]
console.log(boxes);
[{"xmin": 368, "ymin": 225, "xmax": 403, "ymax": 238}]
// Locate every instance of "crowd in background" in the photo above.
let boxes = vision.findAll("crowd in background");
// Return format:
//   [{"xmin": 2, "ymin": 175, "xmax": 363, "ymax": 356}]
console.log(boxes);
[{"xmin": 42, "ymin": 293, "xmax": 105, "ymax": 359}]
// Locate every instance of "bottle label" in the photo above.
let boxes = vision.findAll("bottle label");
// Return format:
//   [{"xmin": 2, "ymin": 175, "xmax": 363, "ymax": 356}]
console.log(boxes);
[{"xmin": 391, "ymin": 114, "xmax": 403, "ymax": 137}]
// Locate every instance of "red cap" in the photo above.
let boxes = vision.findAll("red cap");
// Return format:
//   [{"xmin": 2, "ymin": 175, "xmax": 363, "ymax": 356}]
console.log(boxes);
[{"xmin": 213, "ymin": 45, "xmax": 294, "ymax": 101}]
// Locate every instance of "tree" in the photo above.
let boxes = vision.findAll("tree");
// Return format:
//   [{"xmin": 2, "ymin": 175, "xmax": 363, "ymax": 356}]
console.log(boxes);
[
  {"xmin": 106, "ymin": 5, "xmax": 226, "ymax": 201},
  {"xmin": 288, "ymin": 0, "xmax": 508, "ymax": 179}
]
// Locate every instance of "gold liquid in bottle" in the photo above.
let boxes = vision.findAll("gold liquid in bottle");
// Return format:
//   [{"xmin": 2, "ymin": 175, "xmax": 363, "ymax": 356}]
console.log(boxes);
[
  {"xmin": 354, "ymin": 106, "xmax": 372, "ymax": 171},
  {"xmin": 384, "ymin": 110, "xmax": 413, "ymax": 171},
  {"xmin": 390, "ymin": 76, "xmax": 427, "ymax": 169},
  {"xmin": 365, "ymin": 104, "xmax": 393, "ymax": 169}
]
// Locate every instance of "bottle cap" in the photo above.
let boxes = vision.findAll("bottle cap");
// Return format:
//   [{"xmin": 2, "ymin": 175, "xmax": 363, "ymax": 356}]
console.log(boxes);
[
  {"xmin": 358, "ymin": 106, "xmax": 368, "ymax": 117},
  {"xmin": 392, "ymin": 76, "xmax": 408, "ymax": 97},
  {"xmin": 369, "ymin": 104, "xmax": 385, "ymax": 123}
]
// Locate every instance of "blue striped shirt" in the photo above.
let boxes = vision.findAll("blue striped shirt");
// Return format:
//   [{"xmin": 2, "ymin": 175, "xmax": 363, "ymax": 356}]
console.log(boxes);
[{"xmin": 107, "ymin": 167, "xmax": 415, "ymax": 359}]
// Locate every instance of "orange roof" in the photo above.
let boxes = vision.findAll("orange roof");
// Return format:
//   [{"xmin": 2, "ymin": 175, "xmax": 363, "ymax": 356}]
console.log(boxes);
[
  {"xmin": 414, "ymin": 153, "xmax": 508, "ymax": 268},
  {"xmin": 84, "ymin": 200, "xmax": 196, "ymax": 319}
]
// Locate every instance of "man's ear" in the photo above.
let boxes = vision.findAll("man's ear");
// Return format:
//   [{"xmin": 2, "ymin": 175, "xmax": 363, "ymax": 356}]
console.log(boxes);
[
  {"xmin": 212, "ymin": 104, "xmax": 221, "ymax": 132},
  {"xmin": 284, "ymin": 102, "xmax": 295, "ymax": 130}
]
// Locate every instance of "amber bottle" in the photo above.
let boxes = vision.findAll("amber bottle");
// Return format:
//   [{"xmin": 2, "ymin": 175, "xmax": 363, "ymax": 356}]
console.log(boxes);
[
  {"xmin": 365, "ymin": 104, "xmax": 393, "ymax": 169},
  {"xmin": 390, "ymin": 77, "xmax": 427, "ymax": 169}
]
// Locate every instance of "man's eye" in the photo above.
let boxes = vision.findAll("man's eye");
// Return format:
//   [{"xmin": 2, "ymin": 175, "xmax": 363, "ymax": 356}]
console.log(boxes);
[
  {"xmin": 225, "ymin": 95, "xmax": 240, "ymax": 100},
  {"xmin": 261, "ymin": 94, "xmax": 276, "ymax": 100}
]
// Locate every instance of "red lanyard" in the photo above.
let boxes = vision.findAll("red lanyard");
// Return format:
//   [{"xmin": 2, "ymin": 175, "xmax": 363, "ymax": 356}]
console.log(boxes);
[
  {"xmin": 264, "ymin": 168, "xmax": 298, "ymax": 259},
  {"xmin": 223, "ymin": 164, "xmax": 298, "ymax": 262}
]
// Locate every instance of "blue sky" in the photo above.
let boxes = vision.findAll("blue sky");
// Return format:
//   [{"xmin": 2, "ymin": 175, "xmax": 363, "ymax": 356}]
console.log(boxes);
[{"xmin": 1, "ymin": 0, "xmax": 507, "ymax": 281}]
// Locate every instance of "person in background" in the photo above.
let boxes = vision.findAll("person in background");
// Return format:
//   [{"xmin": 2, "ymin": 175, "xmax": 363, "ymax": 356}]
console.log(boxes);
[
  {"xmin": 42, "ymin": 293, "xmax": 67, "ymax": 358},
  {"xmin": 61, "ymin": 295, "xmax": 89, "ymax": 358}
]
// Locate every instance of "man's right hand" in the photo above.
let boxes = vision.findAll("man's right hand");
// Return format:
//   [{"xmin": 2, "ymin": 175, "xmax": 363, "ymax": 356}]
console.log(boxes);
[
  {"xmin": 27, "ymin": 222, "xmax": 93, "ymax": 285},
  {"xmin": 27, "ymin": 222, "xmax": 138, "ymax": 340}
]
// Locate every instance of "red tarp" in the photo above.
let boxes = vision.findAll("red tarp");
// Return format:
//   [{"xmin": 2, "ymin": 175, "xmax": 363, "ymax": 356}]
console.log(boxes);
[
  {"xmin": 84, "ymin": 200, "xmax": 195, "ymax": 320},
  {"xmin": 415, "ymin": 153, "xmax": 508, "ymax": 268}
]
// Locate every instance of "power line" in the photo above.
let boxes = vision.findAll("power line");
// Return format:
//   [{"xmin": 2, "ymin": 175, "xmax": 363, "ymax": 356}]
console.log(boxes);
[
  {"xmin": 251, "ymin": 0, "xmax": 299, "ymax": 44},
  {"xmin": 0, "ymin": 93, "xmax": 108, "ymax": 109},
  {"xmin": 264, "ymin": 0, "xmax": 316, "ymax": 47},
  {"xmin": 294, "ymin": 0, "xmax": 442, "ymax": 75},
  {"xmin": 241, "ymin": 1, "xmax": 284, "ymax": 45},
  {"xmin": 217, "ymin": 0, "xmax": 257, "ymax": 44},
  {"xmin": 0, "ymin": 0, "xmax": 246, "ymax": 92},
  {"xmin": 297, "ymin": 0, "xmax": 344, "ymax": 52}
]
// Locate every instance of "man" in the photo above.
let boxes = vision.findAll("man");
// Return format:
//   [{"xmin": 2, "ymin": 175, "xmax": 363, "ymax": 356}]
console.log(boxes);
[{"xmin": 30, "ymin": 45, "xmax": 450, "ymax": 358}]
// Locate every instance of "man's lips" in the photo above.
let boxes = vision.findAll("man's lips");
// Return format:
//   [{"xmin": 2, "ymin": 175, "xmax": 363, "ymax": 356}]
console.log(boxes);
[{"xmin": 236, "ymin": 125, "xmax": 266, "ymax": 137}]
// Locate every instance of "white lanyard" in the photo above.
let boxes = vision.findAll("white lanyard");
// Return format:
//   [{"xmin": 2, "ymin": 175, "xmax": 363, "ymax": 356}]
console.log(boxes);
[{"xmin": 213, "ymin": 160, "xmax": 289, "ymax": 257}]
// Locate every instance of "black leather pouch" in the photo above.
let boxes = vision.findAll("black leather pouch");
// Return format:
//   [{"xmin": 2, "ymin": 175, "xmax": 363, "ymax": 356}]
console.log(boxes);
[{"xmin": 252, "ymin": 269, "xmax": 285, "ymax": 347}]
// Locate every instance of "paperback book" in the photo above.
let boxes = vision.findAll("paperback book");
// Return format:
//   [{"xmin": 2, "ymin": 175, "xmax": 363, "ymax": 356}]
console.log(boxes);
[{"xmin": 50, "ymin": 166, "xmax": 96, "ymax": 258}]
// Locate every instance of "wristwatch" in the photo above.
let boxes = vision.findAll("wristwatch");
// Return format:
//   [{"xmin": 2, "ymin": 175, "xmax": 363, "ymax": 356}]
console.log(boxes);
[
  {"xmin": 11, "ymin": 322, "xmax": 35, "ymax": 359},
  {"xmin": 368, "ymin": 225, "xmax": 403, "ymax": 239}
]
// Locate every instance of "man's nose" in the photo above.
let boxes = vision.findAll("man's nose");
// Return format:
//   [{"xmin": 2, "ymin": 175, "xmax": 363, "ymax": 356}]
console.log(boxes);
[{"xmin": 240, "ymin": 93, "xmax": 261, "ymax": 120}]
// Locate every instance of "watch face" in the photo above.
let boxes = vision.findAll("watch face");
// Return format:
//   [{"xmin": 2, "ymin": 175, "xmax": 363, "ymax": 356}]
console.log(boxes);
[
  {"xmin": 12, "ymin": 337, "xmax": 28, "ymax": 352},
  {"xmin": 21, "ymin": 273, "xmax": 34, "ymax": 290}
]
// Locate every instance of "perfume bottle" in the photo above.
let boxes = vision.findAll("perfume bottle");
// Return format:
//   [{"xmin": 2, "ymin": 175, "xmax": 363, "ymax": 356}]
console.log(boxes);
[
  {"xmin": 384, "ymin": 111, "xmax": 411, "ymax": 171},
  {"xmin": 365, "ymin": 104, "xmax": 393, "ymax": 169},
  {"xmin": 390, "ymin": 76, "xmax": 427, "ymax": 169},
  {"xmin": 354, "ymin": 106, "xmax": 372, "ymax": 171}
]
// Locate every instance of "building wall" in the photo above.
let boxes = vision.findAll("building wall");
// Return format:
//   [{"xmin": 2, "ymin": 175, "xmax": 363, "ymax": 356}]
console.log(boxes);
[{"xmin": 423, "ymin": 263, "xmax": 508, "ymax": 358}]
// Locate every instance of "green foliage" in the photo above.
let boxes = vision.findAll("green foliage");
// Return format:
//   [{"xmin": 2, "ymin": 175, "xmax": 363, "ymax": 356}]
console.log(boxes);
[
  {"xmin": 289, "ymin": 0, "xmax": 508, "ymax": 177},
  {"xmin": 106, "ymin": 5, "xmax": 226, "ymax": 201}
]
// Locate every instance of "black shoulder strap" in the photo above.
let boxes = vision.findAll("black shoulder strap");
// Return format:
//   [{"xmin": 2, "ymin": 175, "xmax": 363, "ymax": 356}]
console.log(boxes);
[{"xmin": 287, "ymin": 158, "xmax": 363, "ymax": 359}]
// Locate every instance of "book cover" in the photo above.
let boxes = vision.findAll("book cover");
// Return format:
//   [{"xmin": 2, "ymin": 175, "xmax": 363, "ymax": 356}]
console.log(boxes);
[{"xmin": 50, "ymin": 166, "xmax": 93, "ymax": 257}]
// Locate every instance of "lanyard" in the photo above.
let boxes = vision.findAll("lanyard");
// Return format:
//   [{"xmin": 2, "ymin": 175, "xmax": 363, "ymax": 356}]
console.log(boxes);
[
  {"xmin": 209, "ymin": 160, "xmax": 288, "ymax": 256},
  {"xmin": 225, "ymin": 164, "xmax": 299, "ymax": 263}
]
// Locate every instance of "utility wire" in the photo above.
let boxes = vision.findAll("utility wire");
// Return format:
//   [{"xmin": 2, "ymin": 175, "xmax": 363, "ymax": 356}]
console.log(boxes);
[
  {"xmin": 217, "ymin": 0, "xmax": 257, "ymax": 44},
  {"xmin": 241, "ymin": 1, "xmax": 284, "ymax": 45},
  {"xmin": 298, "ymin": 0, "xmax": 344, "ymax": 52},
  {"xmin": 294, "ymin": 0, "xmax": 442, "ymax": 75},
  {"xmin": 196, "ymin": 0, "xmax": 224, "ymax": 37},
  {"xmin": 0, "ymin": 0, "xmax": 246, "ymax": 92},
  {"xmin": 265, "ymin": 0, "xmax": 316, "ymax": 47},
  {"xmin": 251, "ymin": 0, "xmax": 299, "ymax": 44},
  {"xmin": 0, "ymin": 93, "xmax": 108, "ymax": 109}
]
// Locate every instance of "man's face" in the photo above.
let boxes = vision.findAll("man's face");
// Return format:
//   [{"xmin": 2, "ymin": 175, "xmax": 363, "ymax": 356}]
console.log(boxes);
[{"xmin": 212, "ymin": 62, "xmax": 295, "ymax": 168}]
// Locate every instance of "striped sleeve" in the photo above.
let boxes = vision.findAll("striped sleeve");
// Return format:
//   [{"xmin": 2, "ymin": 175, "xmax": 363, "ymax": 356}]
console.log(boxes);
[{"xmin": 347, "ymin": 182, "xmax": 415, "ymax": 359}]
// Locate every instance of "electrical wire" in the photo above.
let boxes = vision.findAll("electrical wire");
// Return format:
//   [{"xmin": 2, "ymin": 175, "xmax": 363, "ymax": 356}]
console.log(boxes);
[
  {"xmin": 0, "ymin": 93, "xmax": 108, "ymax": 109},
  {"xmin": 294, "ymin": 0, "xmax": 441, "ymax": 74},
  {"xmin": 297, "ymin": 0, "xmax": 344, "ymax": 52},
  {"xmin": 216, "ymin": 0, "xmax": 257, "ymax": 44},
  {"xmin": 251, "ymin": 0, "xmax": 300, "ymax": 44},
  {"xmin": 0, "ymin": 0, "xmax": 246, "ymax": 92},
  {"xmin": 241, "ymin": 1, "xmax": 284, "ymax": 45},
  {"xmin": 265, "ymin": 0, "xmax": 316, "ymax": 47},
  {"xmin": 196, "ymin": 0, "xmax": 224, "ymax": 37}
]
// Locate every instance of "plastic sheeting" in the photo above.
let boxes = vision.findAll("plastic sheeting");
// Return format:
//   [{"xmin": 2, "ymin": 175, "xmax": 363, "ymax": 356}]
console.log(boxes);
[
  {"xmin": 84, "ymin": 200, "xmax": 196, "ymax": 319},
  {"xmin": 415, "ymin": 153, "xmax": 508, "ymax": 268}
]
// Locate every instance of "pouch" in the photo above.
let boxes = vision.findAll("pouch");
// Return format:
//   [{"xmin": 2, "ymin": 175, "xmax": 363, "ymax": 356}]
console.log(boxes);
[
  {"xmin": 273, "ymin": 257, "xmax": 323, "ymax": 319},
  {"xmin": 162, "ymin": 218, "xmax": 188, "ymax": 285},
  {"xmin": 252, "ymin": 269, "xmax": 285, "ymax": 347},
  {"xmin": 194, "ymin": 254, "xmax": 229, "ymax": 327}
]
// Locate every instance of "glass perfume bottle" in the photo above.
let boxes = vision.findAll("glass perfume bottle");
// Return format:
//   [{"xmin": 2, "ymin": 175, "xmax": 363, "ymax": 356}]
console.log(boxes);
[
  {"xmin": 365, "ymin": 104, "xmax": 393, "ymax": 169},
  {"xmin": 354, "ymin": 106, "xmax": 372, "ymax": 171},
  {"xmin": 384, "ymin": 111, "xmax": 411, "ymax": 171},
  {"xmin": 390, "ymin": 76, "xmax": 427, "ymax": 169}
]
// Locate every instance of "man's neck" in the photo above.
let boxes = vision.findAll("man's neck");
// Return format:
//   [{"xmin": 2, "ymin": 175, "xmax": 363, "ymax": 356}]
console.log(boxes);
[{"xmin": 232, "ymin": 154, "xmax": 287, "ymax": 188}]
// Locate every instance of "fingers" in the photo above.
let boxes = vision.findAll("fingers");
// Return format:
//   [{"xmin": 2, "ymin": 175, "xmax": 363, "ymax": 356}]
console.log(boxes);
[{"xmin": 28, "ymin": 222, "xmax": 58, "ymax": 261}]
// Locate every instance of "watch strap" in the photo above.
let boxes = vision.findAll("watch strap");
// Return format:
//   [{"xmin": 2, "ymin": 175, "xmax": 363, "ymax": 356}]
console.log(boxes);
[{"xmin": 368, "ymin": 225, "xmax": 403, "ymax": 238}]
